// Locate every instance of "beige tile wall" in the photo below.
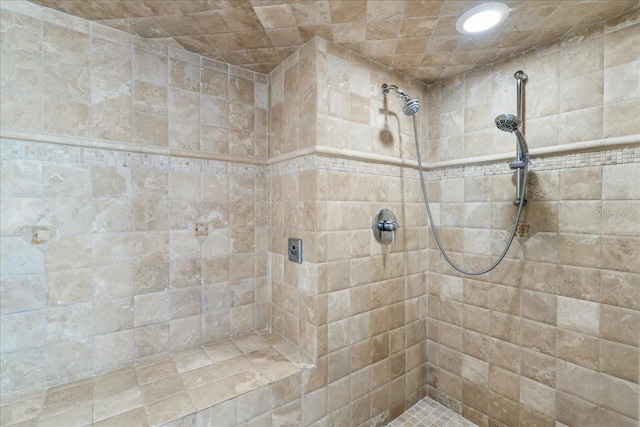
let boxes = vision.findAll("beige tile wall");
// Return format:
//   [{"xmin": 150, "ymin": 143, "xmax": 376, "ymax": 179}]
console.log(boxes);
[
  {"xmin": 422, "ymin": 9, "xmax": 640, "ymax": 427},
  {"xmin": 0, "ymin": 1, "xmax": 268, "ymax": 158},
  {"xmin": 1, "ymin": 2, "xmax": 638, "ymax": 426},
  {"xmin": 0, "ymin": 140, "xmax": 270, "ymax": 398},
  {"xmin": 427, "ymin": 10, "xmax": 640, "ymax": 163},
  {"xmin": 267, "ymin": 38, "xmax": 433, "ymax": 424},
  {"xmin": 0, "ymin": 1, "xmax": 268, "ymax": 398}
]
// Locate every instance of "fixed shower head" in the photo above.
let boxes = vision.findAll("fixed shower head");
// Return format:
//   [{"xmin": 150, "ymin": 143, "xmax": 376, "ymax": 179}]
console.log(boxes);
[
  {"xmin": 382, "ymin": 83, "xmax": 421, "ymax": 116},
  {"xmin": 495, "ymin": 113, "xmax": 529, "ymax": 156},
  {"xmin": 403, "ymin": 98, "xmax": 420, "ymax": 116}
]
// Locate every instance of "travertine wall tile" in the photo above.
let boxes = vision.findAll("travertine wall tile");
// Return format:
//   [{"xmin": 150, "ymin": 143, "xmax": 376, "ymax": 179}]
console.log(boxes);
[
  {"xmin": 0, "ymin": 310, "xmax": 45, "ymax": 353},
  {"xmin": 265, "ymin": 38, "xmax": 431, "ymax": 425},
  {"xmin": 1, "ymin": 3, "xmax": 639, "ymax": 426},
  {"xmin": 43, "ymin": 22, "xmax": 89, "ymax": 67},
  {"xmin": 0, "ymin": 1, "xmax": 267, "ymax": 392},
  {"xmin": 0, "ymin": 274, "xmax": 45, "ymax": 315},
  {"xmin": 600, "ymin": 373, "xmax": 639, "ymax": 420},
  {"xmin": 421, "ymin": 13, "xmax": 638, "ymax": 427},
  {"xmin": 46, "ymin": 269, "xmax": 91, "ymax": 306},
  {"xmin": 556, "ymin": 390, "xmax": 599, "ymax": 427}
]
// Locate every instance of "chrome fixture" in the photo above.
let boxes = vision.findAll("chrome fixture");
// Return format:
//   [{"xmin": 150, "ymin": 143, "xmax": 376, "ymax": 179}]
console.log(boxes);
[
  {"xmin": 381, "ymin": 84, "xmax": 420, "ymax": 115},
  {"xmin": 495, "ymin": 114, "xmax": 529, "ymax": 164},
  {"xmin": 384, "ymin": 71, "xmax": 531, "ymax": 275},
  {"xmin": 495, "ymin": 70, "xmax": 529, "ymax": 206},
  {"xmin": 373, "ymin": 209, "xmax": 399, "ymax": 244}
]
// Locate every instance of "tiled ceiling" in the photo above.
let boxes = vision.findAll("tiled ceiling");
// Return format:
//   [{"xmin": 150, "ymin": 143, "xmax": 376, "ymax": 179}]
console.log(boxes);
[{"xmin": 31, "ymin": 0, "xmax": 638, "ymax": 83}]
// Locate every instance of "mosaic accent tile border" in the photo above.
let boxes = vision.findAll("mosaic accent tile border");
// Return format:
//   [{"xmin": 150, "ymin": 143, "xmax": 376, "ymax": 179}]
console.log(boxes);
[
  {"xmin": 268, "ymin": 145, "xmax": 640, "ymax": 180},
  {"xmin": 0, "ymin": 138, "xmax": 264, "ymax": 177},
  {"xmin": 427, "ymin": 146, "xmax": 639, "ymax": 181},
  {"xmin": 2, "ymin": 138, "xmax": 638, "ymax": 181},
  {"xmin": 266, "ymin": 153, "xmax": 318, "ymax": 176},
  {"xmin": 265, "ymin": 153, "xmax": 423, "ymax": 179}
]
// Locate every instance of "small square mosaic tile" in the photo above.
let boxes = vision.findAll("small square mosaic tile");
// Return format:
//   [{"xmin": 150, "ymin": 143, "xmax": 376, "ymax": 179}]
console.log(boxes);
[{"xmin": 388, "ymin": 397, "xmax": 477, "ymax": 427}]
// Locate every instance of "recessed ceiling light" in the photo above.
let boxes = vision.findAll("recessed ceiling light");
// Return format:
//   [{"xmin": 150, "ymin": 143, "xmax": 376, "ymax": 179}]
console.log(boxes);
[{"xmin": 455, "ymin": 2, "xmax": 510, "ymax": 35}]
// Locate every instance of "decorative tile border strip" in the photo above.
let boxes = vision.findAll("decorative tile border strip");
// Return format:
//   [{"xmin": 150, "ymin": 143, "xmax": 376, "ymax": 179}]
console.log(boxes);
[
  {"xmin": 401, "ymin": 145, "xmax": 639, "ymax": 180},
  {"xmin": 266, "ymin": 153, "xmax": 318, "ymax": 176},
  {"xmin": 267, "ymin": 145, "xmax": 640, "ymax": 181},
  {"xmin": 0, "ymin": 138, "xmax": 264, "ymax": 177},
  {"xmin": 266, "ymin": 153, "xmax": 424, "ymax": 180},
  {"xmin": 2, "ymin": 134, "xmax": 638, "ymax": 181},
  {"xmin": 428, "ymin": 145, "xmax": 640, "ymax": 181}
]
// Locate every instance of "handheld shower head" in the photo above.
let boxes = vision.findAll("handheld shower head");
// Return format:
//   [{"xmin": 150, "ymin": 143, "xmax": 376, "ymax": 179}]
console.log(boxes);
[
  {"xmin": 382, "ymin": 83, "xmax": 421, "ymax": 116},
  {"xmin": 495, "ymin": 113, "xmax": 521, "ymax": 133},
  {"xmin": 495, "ymin": 113, "xmax": 529, "ymax": 156}
]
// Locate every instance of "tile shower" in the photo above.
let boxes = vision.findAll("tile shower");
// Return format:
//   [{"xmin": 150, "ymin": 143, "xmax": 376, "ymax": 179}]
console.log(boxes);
[{"xmin": 0, "ymin": 2, "xmax": 638, "ymax": 427}]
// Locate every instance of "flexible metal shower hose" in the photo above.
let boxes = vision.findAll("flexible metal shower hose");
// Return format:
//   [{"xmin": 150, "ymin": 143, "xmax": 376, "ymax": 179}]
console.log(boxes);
[{"xmin": 412, "ymin": 116, "xmax": 529, "ymax": 275}]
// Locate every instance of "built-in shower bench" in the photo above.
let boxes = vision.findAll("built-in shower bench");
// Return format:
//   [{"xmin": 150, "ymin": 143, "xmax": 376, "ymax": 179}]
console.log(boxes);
[{"xmin": 0, "ymin": 330, "xmax": 312, "ymax": 426}]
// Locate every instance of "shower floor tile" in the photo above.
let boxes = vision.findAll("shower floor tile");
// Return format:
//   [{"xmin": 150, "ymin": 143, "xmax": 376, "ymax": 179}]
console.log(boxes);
[{"xmin": 389, "ymin": 397, "xmax": 477, "ymax": 427}]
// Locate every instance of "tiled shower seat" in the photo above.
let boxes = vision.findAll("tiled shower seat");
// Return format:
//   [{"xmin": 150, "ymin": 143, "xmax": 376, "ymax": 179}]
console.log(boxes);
[{"xmin": 0, "ymin": 331, "xmax": 311, "ymax": 426}]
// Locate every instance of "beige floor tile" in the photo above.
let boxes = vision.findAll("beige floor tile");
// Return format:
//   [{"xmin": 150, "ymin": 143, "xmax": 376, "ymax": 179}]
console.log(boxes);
[
  {"xmin": 141, "ymin": 374, "xmax": 186, "ymax": 405},
  {"xmin": 256, "ymin": 330, "xmax": 284, "ymax": 345},
  {"xmin": 212, "ymin": 355, "xmax": 253, "ymax": 378},
  {"xmin": 202, "ymin": 340, "xmax": 243, "ymax": 363},
  {"xmin": 92, "ymin": 407, "xmax": 147, "ymax": 427},
  {"xmin": 6, "ymin": 419, "xmax": 39, "ymax": 427},
  {"xmin": 135, "ymin": 360, "xmax": 179, "ymax": 385},
  {"xmin": 181, "ymin": 364, "xmax": 225, "ymax": 389},
  {"xmin": 232, "ymin": 333, "xmax": 270, "ymax": 354},
  {"xmin": 144, "ymin": 391, "xmax": 195, "ymax": 427},
  {"xmin": 92, "ymin": 386, "xmax": 143, "ymax": 422},
  {"xmin": 258, "ymin": 360, "xmax": 301, "ymax": 382},
  {"xmin": 188, "ymin": 380, "xmax": 236, "ymax": 411},
  {"xmin": 246, "ymin": 347, "xmax": 287, "ymax": 366},
  {"xmin": 94, "ymin": 368, "xmax": 138, "ymax": 398},
  {"xmin": 0, "ymin": 394, "xmax": 44, "ymax": 426},
  {"xmin": 173, "ymin": 348, "xmax": 214, "ymax": 373},
  {"xmin": 226, "ymin": 368, "xmax": 271, "ymax": 395},
  {"xmin": 46, "ymin": 378, "xmax": 93, "ymax": 394},
  {"xmin": 41, "ymin": 382, "xmax": 93, "ymax": 418},
  {"xmin": 38, "ymin": 401, "xmax": 92, "ymax": 427},
  {"xmin": 2, "ymin": 332, "xmax": 307, "ymax": 426}
]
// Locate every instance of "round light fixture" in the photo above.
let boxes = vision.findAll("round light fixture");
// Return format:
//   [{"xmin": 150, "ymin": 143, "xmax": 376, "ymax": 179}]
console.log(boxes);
[{"xmin": 455, "ymin": 2, "xmax": 510, "ymax": 34}]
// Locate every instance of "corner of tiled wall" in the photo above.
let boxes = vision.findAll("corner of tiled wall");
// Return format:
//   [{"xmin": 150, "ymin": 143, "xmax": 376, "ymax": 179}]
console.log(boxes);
[
  {"xmin": 0, "ymin": 0, "xmax": 269, "ymax": 399},
  {"xmin": 421, "ymin": 8, "xmax": 639, "ymax": 427}
]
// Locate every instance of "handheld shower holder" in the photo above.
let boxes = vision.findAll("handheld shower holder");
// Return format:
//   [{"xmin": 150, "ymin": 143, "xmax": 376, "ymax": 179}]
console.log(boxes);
[{"xmin": 509, "ymin": 153, "xmax": 530, "ymax": 170}]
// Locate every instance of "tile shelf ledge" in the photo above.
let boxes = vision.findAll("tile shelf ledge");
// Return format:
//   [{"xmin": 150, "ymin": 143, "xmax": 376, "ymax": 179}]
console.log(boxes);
[
  {"xmin": 0, "ymin": 331, "xmax": 313, "ymax": 427},
  {"xmin": 1, "ymin": 128, "xmax": 638, "ymax": 172}
]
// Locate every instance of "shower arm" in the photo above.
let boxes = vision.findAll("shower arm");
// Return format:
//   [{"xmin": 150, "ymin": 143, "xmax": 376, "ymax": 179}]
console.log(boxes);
[{"xmin": 381, "ymin": 83, "xmax": 410, "ymax": 102}]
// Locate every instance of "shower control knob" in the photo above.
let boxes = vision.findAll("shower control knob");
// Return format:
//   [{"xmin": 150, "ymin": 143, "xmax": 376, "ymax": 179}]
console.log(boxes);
[
  {"xmin": 373, "ymin": 209, "xmax": 399, "ymax": 244},
  {"xmin": 377, "ymin": 220, "xmax": 399, "ymax": 232}
]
